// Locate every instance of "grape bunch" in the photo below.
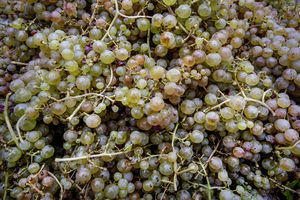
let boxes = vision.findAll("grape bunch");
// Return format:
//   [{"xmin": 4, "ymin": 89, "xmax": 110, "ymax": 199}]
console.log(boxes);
[{"xmin": 1, "ymin": 0, "xmax": 300, "ymax": 199}]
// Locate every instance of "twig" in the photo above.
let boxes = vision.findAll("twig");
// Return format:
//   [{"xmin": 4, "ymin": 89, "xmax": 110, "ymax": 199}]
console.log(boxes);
[
  {"xmin": 171, "ymin": 123, "xmax": 180, "ymax": 152},
  {"xmin": 2, "ymin": 172, "xmax": 8, "ymax": 200},
  {"xmin": 269, "ymin": 178, "xmax": 300, "ymax": 195},
  {"xmin": 100, "ymin": 67, "xmax": 114, "ymax": 95},
  {"xmin": 10, "ymin": 61, "xmax": 28, "ymax": 66},
  {"xmin": 276, "ymin": 139, "xmax": 300, "ymax": 150},
  {"xmin": 244, "ymin": 97, "xmax": 276, "ymax": 116},
  {"xmin": 33, "ymin": 164, "xmax": 45, "ymax": 178},
  {"xmin": 236, "ymin": 79, "xmax": 275, "ymax": 116},
  {"xmin": 101, "ymin": 0, "xmax": 119, "ymax": 41},
  {"xmin": 262, "ymin": 89, "xmax": 271, "ymax": 103},
  {"xmin": 49, "ymin": 93, "xmax": 114, "ymax": 103},
  {"xmin": 147, "ymin": 28, "xmax": 152, "ymax": 57},
  {"xmin": 4, "ymin": 93, "xmax": 20, "ymax": 148},
  {"xmin": 27, "ymin": 183, "xmax": 44, "ymax": 196},
  {"xmin": 55, "ymin": 151, "xmax": 130, "ymax": 162},
  {"xmin": 204, "ymin": 140, "xmax": 221, "ymax": 169},
  {"xmin": 47, "ymin": 171, "xmax": 64, "ymax": 200},
  {"xmin": 118, "ymin": 12, "xmax": 152, "ymax": 19},
  {"xmin": 16, "ymin": 114, "xmax": 26, "ymax": 143},
  {"xmin": 171, "ymin": 123, "xmax": 180, "ymax": 191},
  {"xmin": 67, "ymin": 98, "xmax": 86, "ymax": 121},
  {"xmin": 204, "ymin": 99, "xmax": 230, "ymax": 113},
  {"xmin": 199, "ymin": 160, "xmax": 212, "ymax": 200}
]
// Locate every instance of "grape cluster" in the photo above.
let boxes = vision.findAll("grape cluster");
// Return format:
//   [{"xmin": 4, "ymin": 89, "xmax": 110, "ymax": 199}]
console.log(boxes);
[{"xmin": 1, "ymin": 0, "xmax": 300, "ymax": 199}]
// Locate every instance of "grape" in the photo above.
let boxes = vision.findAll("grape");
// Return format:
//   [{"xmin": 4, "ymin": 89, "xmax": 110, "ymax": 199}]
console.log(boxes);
[
  {"xmin": 26, "ymin": 131, "xmax": 42, "ymax": 143},
  {"xmin": 100, "ymin": 50, "xmax": 116, "ymax": 64},
  {"xmin": 159, "ymin": 161, "xmax": 173, "ymax": 176},
  {"xmin": 85, "ymin": 114, "xmax": 101, "ymax": 128},
  {"xmin": 209, "ymin": 156, "xmax": 223, "ymax": 171},
  {"xmin": 181, "ymin": 100, "xmax": 196, "ymax": 115},
  {"xmin": 228, "ymin": 96, "xmax": 246, "ymax": 111},
  {"xmin": 6, "ymin": 147, "xmax": 22, "ymax": 163},
  {"xmin": 279, "ymin": 158, "xmax": 295, "ymax": 172},
  {"xmin": 163, "ymin": 0, "xmax": 176, "ymax": 6},
  {"xmin": 76, "ymin": 166, "xmax": 92, "ymax": 184},
  {"xmin": 76, "ymin": 76, "xmax": 91, "ymax": 90},
  {"xmin": 40, "ymin": 145, "xmax": 55, "ymax": 159},
  {"xmin": 91, "ymin": 178, "xmax": 105, "ymax": 192},
  {"xmin": 137, "ymin": 18, "xmax": 151, "ymax": 31},
  {"xmin": 220, "ymin": 107, "xmax": 235, "ymax": 119},
  {"xmin": 198, "ymin": 3, "xmax": 211, "ymax": 17},
  {"xmin": 206, "ymin": 53, "xmax": 222, "ymax": 67},
  {"xmin": 175, "ymin": 4, "xmax": 192, "ymax": 19},
  {"xmin": 274, "ymin": 119, "xmax": 291, "ymax": 132},
  {"xmin": 104, "ymin": 184, "xmax": 119, "ymax": 199},
  {"xmin": 189, "ymin": 130, "xmax": 204, "ymax": 143}
]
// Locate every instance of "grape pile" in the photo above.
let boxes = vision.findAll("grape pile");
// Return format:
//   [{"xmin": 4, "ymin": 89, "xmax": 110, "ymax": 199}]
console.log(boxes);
[{"xmin": 0, "ymin": 0, "xmax": 300, "ymax": 199}]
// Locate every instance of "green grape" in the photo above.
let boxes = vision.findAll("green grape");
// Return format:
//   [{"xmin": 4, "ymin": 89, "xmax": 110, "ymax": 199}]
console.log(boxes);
[
  {"xmin": 28, "ymin": 163, "xmax": 40, "ymax": 174},
  {"xmin": 6, "ymin": 147, "xmax": 22, "ymax": 163},
  {"xmin": 206, "ymin": 53, "xmax": 222, "ymax": 67},
  {"xmin": 245, "ymin": 73, "xmax": 259, "ymax": 86},
  {"xmin": 76, "ymin": 76, "xmax": 91, "ymax": 90},
  {"xmin": 159, "ymin": 161, "xmax": 173, "ymax": 176},
  {"xmin": 181, "ymin": 100, "xmax": 196, "ymax": 115},
  {"xmin": 204, "ymin": 93, "xmax": 218, "ymax": 106},
  {"xmin": 198, "ymin": 3, "xmax": 211, "ymax": 17},
  {"xmin": 80, "ymin": 131, "xmax": 95, "ymax": 145},
  {"xmin": 100, "ymin": 50, "xmax": 116, "ymax": 64},
  {"xmin": 104, "ymin": 184, "xmax": 119, "ymax": 199},
  {"xmin": 220, "ymin": 107, "xmax": 235, "ymax": 119},
  {"xmin": 91, "ymin": 178, "xmax": 105, "ymax": 192},
  {"xmin": 93, "ymin": 40, "xmax": 107, "ymax": 53},
  {"xmin": 166, "ymin": 68, "xmax": 181, "ymax": 82},
  {"xmin": 61, "ymin": 49, "xmax": 74, "ymax": 60},
  {"xmin": 137, "ymin": 18, "xmax": 151, "ymax": 31},
  {"xmin": 40, "ymin": 145, "xmax": 55, "ymax": 159},
  {"xmin": 25, "ymin": 131, "xmax": 42, "ymax": 143},
  {"xmin": 189, "ymin": 130, "xmax": 204, "ymax": 143},
  {"xmin": 142, "ymin": 180, "xmax": 154, "ymax": 192},
  {"xmin": 175, "ymin": 4, "xmax": 192, "ymax": 19},
  {"xmin": 163, "ymin": 0, "xmax": 176, "ymax": 6},
  {"xmin": 279, "ymin": 158, "xmax": 295, "ymax": 172},
  {"xmin": 160, "ymin": 32, "xmax": 176, "ymax": 49},
  {"xmin": 85, "ymin": 114, "xmax": 101, "ymax": 128}
]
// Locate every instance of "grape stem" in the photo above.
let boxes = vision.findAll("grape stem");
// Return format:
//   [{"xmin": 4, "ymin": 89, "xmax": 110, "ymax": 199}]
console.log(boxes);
[
  {"xmin": 147, "ymin": 28, "xmax": 152, "ymax": 58},
  {"xmin": 204, "ymin": 140, "xmax": 221, "ymax": 169},
  {"xmin": 236, "ymin": 79, "xmax": 276, "ymax": 116},
  {"xmin": 67, "ymin": 98, "xmax": 86, "ymax": 121},
  {"xmin": 47, "ymin": 171, "xmax": 64, "ymax": 200},
  {"xmin": 55, "ymin": 151, "xmax": 130, "ymax": 162},
  {"xmin": 26, "ymin": 182, "xmax": 45, "ymax": 196},
  {"xmin": 275, "ymin": 139, "xmax": 300, "ymax": 150},
  {"xmin": 204, "ymin": 99, "xmax": 230, "ymax": 112},
  {"xmin": 171, "ymin": 123, "xmax": 180, "ymax": 191},
  {"xmin": 4, "ymin": 93, "xmax": 20, "ymax": 148},
  {"xmin": 10, "ymin": 61, "xmax": 28, "ymax": 66},
  {"xmin": 49, "ymin": 93, "xmax": 114, "ymax": 103},
  {"xmin": 199, "ymin": 160, "xmax": 212, "ymax": 200},
  {"xmin": 2, "ymin": 172, "xmax": 8, "ymax": 200},
  {"xmin": 16, "ymin": 114, "xmax": 26, "ymax": 143},
  {"xmin": 269, "ymin": 178, "xmax": 300, "ymax": 195},
  {"xmin": 100, "ymin": 66, "xmax": 114, "ymax": 95}
]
